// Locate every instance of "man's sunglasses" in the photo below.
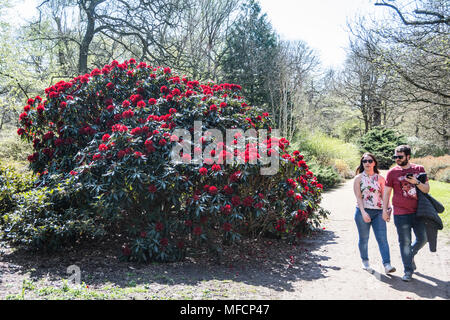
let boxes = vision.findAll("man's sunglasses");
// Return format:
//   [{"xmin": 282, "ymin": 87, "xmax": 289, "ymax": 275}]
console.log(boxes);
[
  {"xmin": 362, "ymin": 160, "xmax": 374, "ymax": 164},
  {"xmin": 392, "ymin": 155, "xmax": 405, "ymax": 160}
]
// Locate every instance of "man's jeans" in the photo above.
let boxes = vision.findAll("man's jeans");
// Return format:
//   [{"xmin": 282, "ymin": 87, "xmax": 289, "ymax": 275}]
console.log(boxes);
[
  {"xmin": 393, "ymin": 213, "xmax": 428, "ymax": 274},
  {"xmin": 354, "ymin": 208, "xmax": 391, "ymax": 265}
]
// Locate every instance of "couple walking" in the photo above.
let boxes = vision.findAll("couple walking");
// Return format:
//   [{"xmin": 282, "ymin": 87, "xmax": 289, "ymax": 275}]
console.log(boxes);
[{"xmin": 353, "ymin": 145, "xmax": 429, "ymax": 282}]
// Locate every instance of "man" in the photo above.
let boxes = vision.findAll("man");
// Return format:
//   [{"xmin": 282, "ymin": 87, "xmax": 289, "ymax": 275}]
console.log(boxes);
[{"xmin": 382, "ymin": 145, "xmax": 429, "ymax": 282}]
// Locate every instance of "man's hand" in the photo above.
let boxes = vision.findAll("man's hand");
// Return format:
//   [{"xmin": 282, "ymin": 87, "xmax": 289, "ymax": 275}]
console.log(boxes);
[
  {"xmin": 405, "ymin": 176, "xmax": 419, "ymax": 185},
  {"xmin": 382, "ymin": 208, "xmax": 391, "ymax": 222}
]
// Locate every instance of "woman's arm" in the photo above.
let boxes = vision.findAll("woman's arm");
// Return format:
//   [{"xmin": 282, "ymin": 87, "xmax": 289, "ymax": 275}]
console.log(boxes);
[
  {"xmin": 353, "ymin": 175, "xmax": 371, "ymax": 223},
  {"xmin": 379, "ymin": 176, "xmax": 391, "ymax": 221}
]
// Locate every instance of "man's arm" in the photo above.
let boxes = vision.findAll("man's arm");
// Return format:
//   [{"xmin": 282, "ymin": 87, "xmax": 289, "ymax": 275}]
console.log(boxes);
[
  {"xmin": 405, "ymin": 176, "xmax": 430, "ymax": 194},
  {"xmin": 382, "ymin": 185, "xmax": 393, "ymax": 222}
]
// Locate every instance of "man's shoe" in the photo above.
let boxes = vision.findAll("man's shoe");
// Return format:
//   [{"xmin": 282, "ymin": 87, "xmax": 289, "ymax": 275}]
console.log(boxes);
[
  {"xmin": 402, "ymin": 272, "xmax": 413, "ymax": 282},
  {"xmin": 384, "ymin": 263, "xmax": 396, "ymax": 274}
]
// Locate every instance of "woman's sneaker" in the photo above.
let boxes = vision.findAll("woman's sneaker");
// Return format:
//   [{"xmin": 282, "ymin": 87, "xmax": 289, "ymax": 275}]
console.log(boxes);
[
  {"xmin": 362, "ymin": 260, "xmax": 373, "ymax": 273},
  {"xmin": 384, "ymin": 263, "xmax": 396, "ymax": 274}
]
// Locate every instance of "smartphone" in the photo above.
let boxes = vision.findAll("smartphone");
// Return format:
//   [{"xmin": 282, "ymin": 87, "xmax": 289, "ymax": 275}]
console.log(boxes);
[{"xmin": 406, "ymin": 173, "xmax": 413, "ymax": 179}]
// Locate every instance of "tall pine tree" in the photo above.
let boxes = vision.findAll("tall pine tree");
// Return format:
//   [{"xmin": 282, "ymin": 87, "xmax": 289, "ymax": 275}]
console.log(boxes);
[{"xmin": 220, "ymin": 0, "xmax": 278, "ymax": 107}]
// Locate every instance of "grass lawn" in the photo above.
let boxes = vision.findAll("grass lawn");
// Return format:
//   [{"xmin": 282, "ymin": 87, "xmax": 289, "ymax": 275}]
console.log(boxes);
[{"xmin": 429, "ymin": 180, "xmax": 450, "ymax": 233}]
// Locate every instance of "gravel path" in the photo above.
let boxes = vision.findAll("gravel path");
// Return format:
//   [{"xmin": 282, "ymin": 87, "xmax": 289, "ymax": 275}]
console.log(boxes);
[{"xmin": 283, "ymin": 177, "xmax": 450, "ymax": 300}]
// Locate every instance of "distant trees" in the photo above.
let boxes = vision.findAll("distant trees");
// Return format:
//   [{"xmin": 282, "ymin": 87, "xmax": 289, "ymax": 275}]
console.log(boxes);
[
  {"xmin": 333, "ymin": 0, "xmax": 449, "ymax": 153},
  {"xmin": 0, "ymin": 0, "xmax": 447, "ymax": 154}
]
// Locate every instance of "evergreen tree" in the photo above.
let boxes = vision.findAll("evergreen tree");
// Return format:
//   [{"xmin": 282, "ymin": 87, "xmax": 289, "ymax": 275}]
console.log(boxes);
[{"xmin": 220, "ymin": 0, "xmax": 278, "ymax": 107}]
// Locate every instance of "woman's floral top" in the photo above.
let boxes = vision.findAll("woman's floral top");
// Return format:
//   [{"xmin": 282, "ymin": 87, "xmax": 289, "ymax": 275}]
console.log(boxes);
[{"xmin": 358, "ymin": 172, "xmax": 383, "ymax": 209}]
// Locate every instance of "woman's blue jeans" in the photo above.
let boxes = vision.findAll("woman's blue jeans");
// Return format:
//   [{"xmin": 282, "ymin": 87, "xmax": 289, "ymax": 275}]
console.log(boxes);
[
  {"xmin": 354, "ymin": 207, "xmax": 391, "ymax": 265},
  {"xmin": 393, "ymin": 213, "xmax": 427, "ymax": 274}
]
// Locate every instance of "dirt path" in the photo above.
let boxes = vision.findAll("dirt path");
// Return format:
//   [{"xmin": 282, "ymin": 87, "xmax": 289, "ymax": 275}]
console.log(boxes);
[
  {"xmin": 1, "ymin": 178, "xmax": 449, "ymax": 300},
  {"xmin": 281, "ymin": 177, "xmax": 450, "ymax": 300}
]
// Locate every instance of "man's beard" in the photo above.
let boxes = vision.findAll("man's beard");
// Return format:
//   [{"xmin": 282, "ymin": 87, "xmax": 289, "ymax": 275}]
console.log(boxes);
[{"xmin": 398, "ymin": 159, "xmax": 409, "ymax": 166}]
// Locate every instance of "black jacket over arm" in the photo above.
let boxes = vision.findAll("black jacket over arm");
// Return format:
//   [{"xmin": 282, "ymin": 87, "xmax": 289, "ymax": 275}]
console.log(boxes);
[{"xmin": 415, "ymin": 173, "xmax": 445, "ymax": 252}]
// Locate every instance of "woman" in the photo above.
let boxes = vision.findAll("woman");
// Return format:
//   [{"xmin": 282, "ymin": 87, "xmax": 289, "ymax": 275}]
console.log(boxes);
[{"xmin": 353, "ymin": 153, "xmax": 396, "ymax": 274}]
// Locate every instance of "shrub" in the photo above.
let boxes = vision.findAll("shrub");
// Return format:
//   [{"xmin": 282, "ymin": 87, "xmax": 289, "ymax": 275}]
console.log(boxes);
[
  {"xmin": 0, "ymin": 161, "xmax": 34, "ymax": 216},
  {"xmin": 290, "ymin": 130, "xmax": 360, "ymax": 187},
  {"xmin": 308, "ymin": 163, "xmax": 342, "ymax": 190},
  {"xmin": 411, "ymin": 155, "xmax": 450, "ymax": 183},
  {"xmin": 13, "ymin": 59, "xmax": 328, "ymax": 262},
  {"xmin": 358, "ymin": 127, "xmax": 407, "ymax": 169},
  {"xmin": 1, "ymin": 178, "xmax": 103, "ymax": 251},
  {"xmin": 0, "ymin": 131, "xmax": 32, "ymax": 162}
]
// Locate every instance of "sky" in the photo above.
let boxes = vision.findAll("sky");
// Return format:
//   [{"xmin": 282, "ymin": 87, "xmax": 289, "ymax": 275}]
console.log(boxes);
[
  {"xmin": 258, "ymin": 0, "xmax": 386, "ymax": 69},
  {"xmin": 9, "ymin": 0, "xmax": 389, "ymax": 69}
]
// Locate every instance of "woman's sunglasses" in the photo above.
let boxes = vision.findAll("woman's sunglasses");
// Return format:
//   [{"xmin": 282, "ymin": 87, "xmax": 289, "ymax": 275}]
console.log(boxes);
[{"xmin": 362, "ymin": 160, "xmax": 374, "ymax": 164}]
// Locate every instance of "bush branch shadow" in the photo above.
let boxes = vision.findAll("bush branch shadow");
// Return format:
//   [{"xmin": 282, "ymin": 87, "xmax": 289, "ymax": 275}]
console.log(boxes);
[{"xmin": 0, "ymin": 229, "xmax": 338, "ymax": 297}]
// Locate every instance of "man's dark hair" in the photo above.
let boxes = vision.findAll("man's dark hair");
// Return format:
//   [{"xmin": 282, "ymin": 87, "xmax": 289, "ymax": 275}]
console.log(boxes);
[{"xmin": 395, "ymin": 144, "xmax": 412, "ymax": 156}]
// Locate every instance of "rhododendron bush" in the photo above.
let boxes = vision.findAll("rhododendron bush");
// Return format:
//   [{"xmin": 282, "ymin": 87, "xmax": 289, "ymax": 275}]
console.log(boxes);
[{"xmin": 14, "ymin": 59, "xmax": 328, "ymax": 262}]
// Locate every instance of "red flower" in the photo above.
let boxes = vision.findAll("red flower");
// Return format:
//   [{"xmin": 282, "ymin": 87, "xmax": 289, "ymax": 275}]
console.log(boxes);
[
  {"xmin": 221, "ymin": 205, "xmax": 232, "ymax": 215},
  {"xmin": 231, "ymin": 196, "xmax": 241, "ymax": 206},
  {"xmin": 130, "ymin": 127, "xmax": 142, "ymax": 135},
  {"xmin": 122, "ymin": 245, "xmax": 131, "ymax": 256},
  {"xmin": 185, "ymin": 220, "xmax": 193, "ymax": 227},
  {"xmin": 17, "ymin": 128, "xmax": 25, "ymax": 136},
  {"xmin": 169, "ymin": 108, "xmax": 177, "ymax": 114},
  {"xmin": 155, "ymin": 222, "xmax": 164, "ymax": 232},
  {"xmin": 176, "ymin": 240, "xmax": 184, "ymax": 249},
  {"xmin": 229, "ymin": 171, "xmax": 241, "ymax": 182},
  {"xmin": 148, "ymin": 184, "xmax": 157, "ymax": 193},
  {"xmin": 160, "ymin": 238, "xmax": 169, "ymax": 247},
  {"xmin": 140, "ymin": 231, "xmax": 147, "ymax": 238},
  {"xmin": 102, "ymin": 134, "xmax": 110, "ymax": 142},
  {"xmin": 209, "ymin": 104, "xmax": 217, "ymax": 112},
  {"xmin": 148, "ymin": 98, "xmax": 157, "ymax": 105},
  {"xmin": 243, "ymin": 196, "xmax": 253, "ymax": 207},
  {"xmin": 69, "ymin": 170, "xmax": 78, "ymax": 176},
  {"xmin": 159, "ymin": 138, "xmax": 167, "ymax": 146},
  {"xmin": 199, "ymin": 167, "xmax": 208, "ymax": 176},
  {"xmin": 223, "ymin": 185, "xmax": 233, "ymax": 195},
  {"xmin": 43, "ymin": 131, "xmax": 54, "ymax": 141},
  {"xmin": 93, "ymin": 153, "xmax": 102, "ymax": 161},
  {"xmin": 223, "ymin": 223, "xmax": 232, "ymax": 232},
  {"xmin": 19, "ymin": 112, "xmax": 28, "ymax": 121},
  {"xmin": 208, "ymin": 186, "xmax": 218, "ymax": 195},
  {"xmin": 193, "ymin": 226, "xmax": 202, "ymax": 236},
  {"xmin": 122, "ymin": 109, "xmax": 134, "ymax": 118},
  {"xmin": 99, "ymin": 144, "xmax": 108, "ymax": 152},
  {"xmin": 163, "ymin": 67, "xmax": 171, "ymax": 74}
]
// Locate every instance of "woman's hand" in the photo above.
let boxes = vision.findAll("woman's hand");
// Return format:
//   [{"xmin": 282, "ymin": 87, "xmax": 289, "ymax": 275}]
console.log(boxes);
[
  {"xmin": 362, "ymin": 211, "xmax": 371, "ymax": 223},
  {"xmin": 382, "ymin": 207, "xmax": 391, "ymax": 222}
]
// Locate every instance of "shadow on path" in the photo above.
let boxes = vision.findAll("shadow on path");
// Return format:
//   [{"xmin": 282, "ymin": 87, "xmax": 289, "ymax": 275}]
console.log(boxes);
[
  {"xmin": 0, "ymin": 229, "xmax": 338, "ymax": 295},
  {"xmin": 365, "ymin": 268, "xmax": 449, "ymax": 299}
]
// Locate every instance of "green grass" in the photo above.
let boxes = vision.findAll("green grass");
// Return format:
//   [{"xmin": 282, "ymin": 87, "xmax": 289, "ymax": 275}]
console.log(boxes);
[
  {"xmin": 429, "ymin": 180, "xmax": 450, "ymax": 233},
  {"xmin": 290, "ymin": 129, "xmax": 361, "ymax": 180}
]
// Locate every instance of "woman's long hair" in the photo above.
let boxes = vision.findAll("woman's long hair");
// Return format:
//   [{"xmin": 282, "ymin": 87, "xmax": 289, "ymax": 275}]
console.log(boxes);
[{"xmin": 355, "ymin": 152, "xmax": 380, "ymax": 175}]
